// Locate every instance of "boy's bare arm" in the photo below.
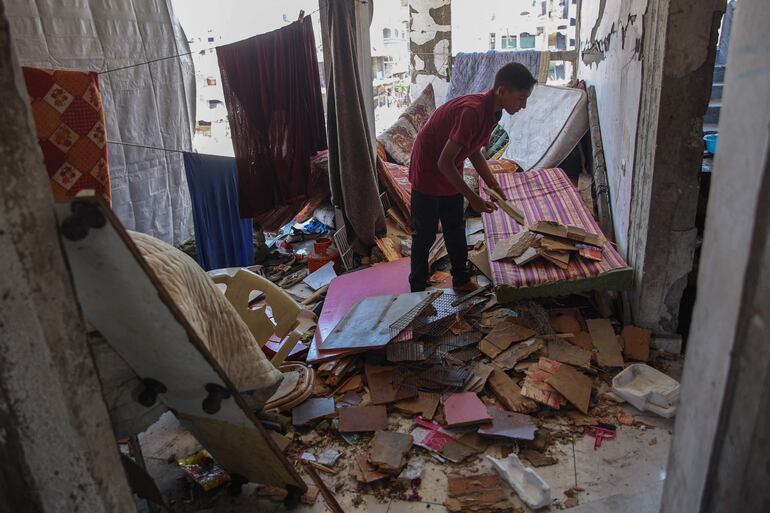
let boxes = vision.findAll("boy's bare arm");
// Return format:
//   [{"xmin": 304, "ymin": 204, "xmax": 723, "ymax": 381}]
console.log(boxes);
[
  {"xmin": 438, "ymin": 141, "xmax": 497, "ymax": 213},
  {"xmin": 468, "ymin": 150, "xmax": 506, "ymax": 200}
]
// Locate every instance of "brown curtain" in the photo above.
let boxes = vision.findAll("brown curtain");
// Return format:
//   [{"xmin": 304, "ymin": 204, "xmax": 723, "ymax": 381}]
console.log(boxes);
[
  {"xmin": 217, "ymin": 22, "xmax": 327, "ymax": 230},
  {"xmin": 322, "ymin": 0, "xmax": 386, "ymax": 248}
]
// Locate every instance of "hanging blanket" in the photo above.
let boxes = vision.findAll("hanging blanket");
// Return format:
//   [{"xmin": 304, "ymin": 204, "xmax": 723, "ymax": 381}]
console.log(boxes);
[
  {"xmin": 22, "ymin": 67, "xmax": 110, "ymax": 202},
  {"xmin": 183, "ymin": 152, "xmax": 254, "ymax": 271},
  {"xmin": 481, "ymin": 168, "xmax": 632, "ymax": 302},
  {"xmin": 448, "ymin": 50, "xmax": 543, "ymax": 100},
  {"xmin": 217, "ymin": 22, "xmax": 327, "ymax": 230}
]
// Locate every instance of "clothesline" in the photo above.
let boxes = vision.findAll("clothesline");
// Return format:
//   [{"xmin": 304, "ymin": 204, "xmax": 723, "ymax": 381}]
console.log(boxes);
[{"xmin": 98, "ymin": 0, "xmax": 367, "ymax": 75}]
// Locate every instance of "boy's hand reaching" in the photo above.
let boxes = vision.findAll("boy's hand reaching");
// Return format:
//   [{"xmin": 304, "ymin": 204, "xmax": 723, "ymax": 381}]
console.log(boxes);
[
  {"xmin": 489, "ymin": 181, "xmax": 507, "ymax": 201},
  {"xmin": 470, "ymin": 195, "xmax": 498, "ymax": 214}
]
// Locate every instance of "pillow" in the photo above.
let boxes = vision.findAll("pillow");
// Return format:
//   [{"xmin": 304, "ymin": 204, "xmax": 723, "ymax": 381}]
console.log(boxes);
[
  {"xmin": 378, "ymin": 116, "xmax": 418, "ymax": 166},
  {"xmin": 401, "ymin": 83, "xmax": 435, "ymax": 131},
  {"xmin": 377, "ymin": 84, "xmax": 437, "ymax": 166}
]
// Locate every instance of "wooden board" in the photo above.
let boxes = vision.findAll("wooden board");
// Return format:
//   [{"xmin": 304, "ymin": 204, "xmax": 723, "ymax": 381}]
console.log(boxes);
[
  {"xmin": 586, "ymin": 318, "xmax": 624, "ymax": 368},
  {"xmin": 55, "ymin": 199, "xmax": 304, "ymax": 492}
]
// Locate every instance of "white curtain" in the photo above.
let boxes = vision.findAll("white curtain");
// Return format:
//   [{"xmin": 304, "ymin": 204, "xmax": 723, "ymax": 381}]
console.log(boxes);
[{"xmin": 6, "ymin": 0, "xmax": 196, "ymax": 245}]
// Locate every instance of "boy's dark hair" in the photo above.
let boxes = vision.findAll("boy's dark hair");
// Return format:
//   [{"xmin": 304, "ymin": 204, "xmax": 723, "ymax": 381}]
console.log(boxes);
[{"xmin": 494, "ymin": 62, "xmax": 537, "ymax": 91}]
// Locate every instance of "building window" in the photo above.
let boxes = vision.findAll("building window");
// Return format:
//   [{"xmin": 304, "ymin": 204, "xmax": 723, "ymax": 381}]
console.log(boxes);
[
  {"xmin": 520, "ymin": 32, "xmax": 536, "ymax": 49},
  {"xmin": 206, "ymin": 77, "xmax": 217, "ymax": 86},
  {"xmin": 208, "ymin": 99, "xmax": 223, "ymax": 109},
  {"xmin": 570, "ymin": 17, "xmax": 577, "ymax": 26},
  {"xmin": 207, "ymin": 36, "xmax": 215, "ymax": 43},
  {"xmin": 501, "ymin": 35, "xmax": 518, "ymax": 49},
  {"xmin": 383, "ymin": 28, "xmax": 391, "ymax": 39},
  {"xmin": 489, "ymin": 33, "xmax": 496, "ymax": 50},
  {"xmin": 570, "ymin": 38, "xmax": 576, "ymax": 48},
  {"xmin": 541, "ymin": 1, "xmax": 547, "ymax": 16}
]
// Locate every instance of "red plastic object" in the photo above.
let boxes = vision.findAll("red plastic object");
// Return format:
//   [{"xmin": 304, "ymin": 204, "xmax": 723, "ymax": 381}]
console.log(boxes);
[
  {"xmin": 308, "ymin": 237, "xmax": 341, "ymax": 272},
  {"xmin": 586, "ymin": 425, "xmax": 617, "ymax": 449}
]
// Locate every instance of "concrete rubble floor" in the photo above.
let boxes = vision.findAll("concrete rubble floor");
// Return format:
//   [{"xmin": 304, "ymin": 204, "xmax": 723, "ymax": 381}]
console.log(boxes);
[{"xmin": 135, "ymin": 384, "xmax": 678, "ymax": 513}]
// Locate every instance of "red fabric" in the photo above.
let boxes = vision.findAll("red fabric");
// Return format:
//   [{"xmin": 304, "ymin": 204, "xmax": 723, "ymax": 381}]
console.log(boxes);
[
  {"xmin": 22, "ymin": 67, "xmax": 110, "ymax": 202},
  {"xmin": 409, "ymin": 90, "xmax": 501, "ymax": 196},
  {"xmin": 217, "ymin": 21, "xmax": 327, "ymax": 230}
]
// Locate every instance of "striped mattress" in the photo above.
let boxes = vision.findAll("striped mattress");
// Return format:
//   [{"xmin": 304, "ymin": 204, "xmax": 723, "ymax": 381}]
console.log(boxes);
[{"xmin": 481, "ymin": 168, "xmax": 632, "ymax": 301}]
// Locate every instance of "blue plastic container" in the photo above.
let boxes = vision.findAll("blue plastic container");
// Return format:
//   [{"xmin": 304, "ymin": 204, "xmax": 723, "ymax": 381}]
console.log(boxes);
[{"xmin": 704, "ymin": 133, "xmax": 718, "ymax": 154}]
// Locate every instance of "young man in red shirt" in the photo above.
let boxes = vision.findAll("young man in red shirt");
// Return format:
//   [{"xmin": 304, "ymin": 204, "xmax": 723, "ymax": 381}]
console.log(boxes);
[{"xmin": 408, "ymin": 62, "xmax": 536, "ymax": 292}]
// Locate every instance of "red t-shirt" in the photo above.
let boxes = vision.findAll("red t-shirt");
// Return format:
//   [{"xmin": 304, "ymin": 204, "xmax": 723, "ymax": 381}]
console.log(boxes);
[{"xmin": 409, "ymin": 90, "xmax": 501, "ymax": 196}]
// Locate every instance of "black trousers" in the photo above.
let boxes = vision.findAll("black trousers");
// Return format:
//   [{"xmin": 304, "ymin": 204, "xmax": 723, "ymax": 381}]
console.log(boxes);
[{"xmin": 409, "ymin": 189, "xmax": 470, "ymax": 292}]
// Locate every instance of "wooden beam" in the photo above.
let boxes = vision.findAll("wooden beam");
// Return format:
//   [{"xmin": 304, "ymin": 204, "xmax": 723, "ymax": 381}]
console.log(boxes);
[{"xmin": 586, "ymin": 85, "xmax": 614, "ymax": 242}]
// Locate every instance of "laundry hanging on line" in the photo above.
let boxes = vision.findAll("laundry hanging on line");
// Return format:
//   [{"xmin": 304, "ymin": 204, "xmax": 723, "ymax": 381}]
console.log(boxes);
[
  {"xmin": 216, "ymin": 20, "xmax": 328, "ymax": 231},
  {"xmin": 22, "ymin": 67, "xmax": 111, "ymax": 203},
  {"xmin": 183, "ymin": 152, "xmax": 254, "ymax": 271}
]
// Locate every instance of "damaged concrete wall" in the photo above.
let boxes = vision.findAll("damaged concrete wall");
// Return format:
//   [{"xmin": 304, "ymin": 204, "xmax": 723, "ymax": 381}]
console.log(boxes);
[
  {"xmin": 579, "ymin": 0, "xmax": 725, "ymax": 332},
  {"xmin": 661, "ymin": 0, "xmax": 770, "ymax": 509},
  {"xmin": 577, "ymin": 0, "xmax": 647, "ymax": 256},
  {"xmin": 409, "ymin": 0, "xmax": 451, "ymax": 104},
  {"xmin": 0, "ymin": 1, "xmax": 135, "ymax": 510}
]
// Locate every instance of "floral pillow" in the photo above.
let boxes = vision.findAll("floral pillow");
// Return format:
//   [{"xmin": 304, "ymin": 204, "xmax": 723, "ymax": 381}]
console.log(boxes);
[{"xmin": 377, "ymin": 84, "xmax": 437, "ymax": 166}]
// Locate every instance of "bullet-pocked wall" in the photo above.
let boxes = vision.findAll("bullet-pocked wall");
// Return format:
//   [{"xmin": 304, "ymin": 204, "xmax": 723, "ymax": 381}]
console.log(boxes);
[{"xmin": 408, "ymin": 0, "xmax": 451, "ymax": 104}]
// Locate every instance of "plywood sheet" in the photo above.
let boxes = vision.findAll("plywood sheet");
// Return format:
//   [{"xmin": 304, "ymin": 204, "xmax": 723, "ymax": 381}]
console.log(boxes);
[{"xmin": 586, "ymin": 318, "xmax": 624, "ymax": 367}]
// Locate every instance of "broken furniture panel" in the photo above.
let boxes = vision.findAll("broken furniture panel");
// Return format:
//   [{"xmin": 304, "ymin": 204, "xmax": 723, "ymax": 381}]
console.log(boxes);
[
  {"xmin": 586, "ymin": 318, "xmax": 625, "ymax": 367},
  {"xmin": 54, "ymin": 199, "xmax": 305, "ymax": 496}
]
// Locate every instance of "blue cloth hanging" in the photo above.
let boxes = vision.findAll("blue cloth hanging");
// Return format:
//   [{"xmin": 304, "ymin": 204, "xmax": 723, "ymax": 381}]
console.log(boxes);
[{"xmin": 183, "ymin": 152, "xmax": 254, "ymax": 270}]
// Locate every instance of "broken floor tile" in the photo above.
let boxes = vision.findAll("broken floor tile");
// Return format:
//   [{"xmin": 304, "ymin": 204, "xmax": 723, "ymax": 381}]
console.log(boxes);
[
  {"xmin": 621, "ymin": 325, "xmax": 652, "ymax": 362},
  {"xmin": 546, "ymin": 362, "xmax": 593, "ymax": 414},
  {"xmin": 586, "ymin": 318, "xmax": 624, "ymax": 368},
  {"xmin": 354, "ymin": 453, "xmax": 389, "ymax": 483},
  {"xmin": 487, "ymin": 367, "xmax": 538, "ymax": 413},
  {"xmin": 368, "ymin": 431, "xmax": 413, "ymax": 474},
  {"xmin": 365, "ymin": 363, "xmax": 418, "ymax": 404},
  {"xmin": 338, "ymin": 405, "xmax": 388, "ymax": 432},
  {"xmin": 443, "ymin": 392, "xmax": 492, "ymax": 427},
  {"xmin": 477, "ymin": 406, "xmax": 537, "ymax": 441},
  {"xmin": 291, "ymin": 397, "xmax": 336, "ymax": 426},
  {"xmin": 479, "ymin": 318, "xmax": 537, "ymax": 358},
  {"xmin": 393, "ymin": 391, "xmax": 440, "ymax": 419},
  {"xmin": 519, "ymin": 449, "xmax": 557, "ymax": 467},
  {"xmin": 445, "ymin": 473, "xmax": 514, "ymax": 513}
]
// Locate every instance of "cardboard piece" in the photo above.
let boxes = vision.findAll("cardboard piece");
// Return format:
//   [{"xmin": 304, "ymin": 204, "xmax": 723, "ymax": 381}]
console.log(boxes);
[
  {"xmin": 338, "ymin": 405, "xmax": 388, "ymax": 432},
  {"xmin": 493, "ymin": 337, "xmax": 545, "ymax": 371},
  {"xmin": 546, "ymin": 363, "xmax": 592, "ymax": 414},
  {"xmin": 478, "ymin": 407, "xmax": 537, "ymax": 440},
  {"xmin": 292, "ymin": 398, "xmax": 336, "ymax": 426},
  {"xmin": 571, "ymin": 331, "xmax": 593, "ymax": 351},
  {"xmin": 443, "ymin": 392, "xmax": 492, "ymax": 427},
  {"xmin": 547, "ymin": 338, "xmax": 592, "ymax": 368},
  {"xmin": 550, "ymin": 313, "xmax": 583, "ymax": 333},
  {"xmin": 365, "ymin": 363, "xmax": 418, "ymax": 404},
  {"xmin": 479, "ymin": 319, "xmax": 537, "ymax": 358},
  {"xmin": 586, "ymin": 318, "xmax": 624, "ymax": 368},
  {"xmin": 369, "ymin": 431, "xmax": 413, "ymax": 474},
  {"xmin": 487, "ymin": 367, "xmax": 538, "ymax": 413},
  {"xmin": 621, "ymin": 325, "xmax": 652, "ymax": 362}
]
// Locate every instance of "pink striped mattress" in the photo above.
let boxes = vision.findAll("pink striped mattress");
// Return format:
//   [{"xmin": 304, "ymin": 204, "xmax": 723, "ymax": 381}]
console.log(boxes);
[{"xmin": 481, "ymin": 168, "xmax": 630, "ymax": 295}]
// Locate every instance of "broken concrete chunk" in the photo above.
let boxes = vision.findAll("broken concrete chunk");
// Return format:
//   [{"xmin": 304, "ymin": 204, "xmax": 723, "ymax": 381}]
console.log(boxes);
[{"xmin": 368, "ymin": 430, "xmax": 413, "ymax": 474}]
